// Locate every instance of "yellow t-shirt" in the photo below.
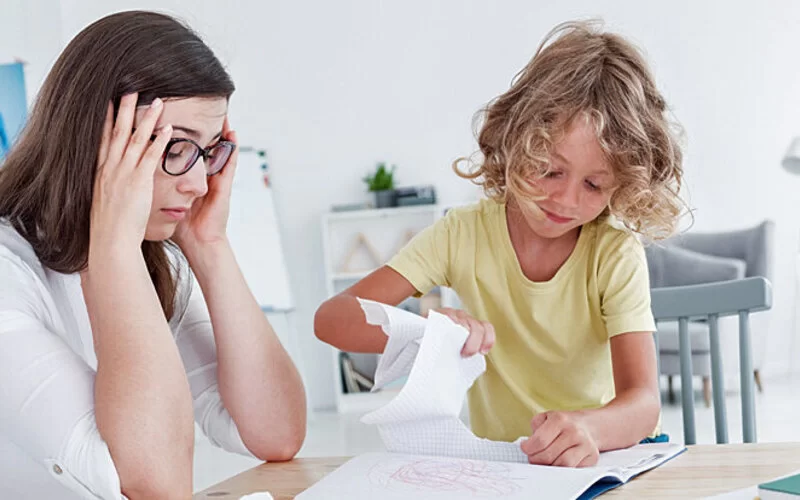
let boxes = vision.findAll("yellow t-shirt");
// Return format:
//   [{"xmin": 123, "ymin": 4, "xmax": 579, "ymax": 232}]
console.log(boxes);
[{"xmin": 387, "ymin": 199, "xmax": 657, "ymax": 442}]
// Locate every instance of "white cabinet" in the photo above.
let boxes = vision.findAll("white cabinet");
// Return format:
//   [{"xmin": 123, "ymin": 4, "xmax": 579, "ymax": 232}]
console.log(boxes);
[{"xmin": 320, "ymin": 205, "xmax": 448, "ymax": 412}]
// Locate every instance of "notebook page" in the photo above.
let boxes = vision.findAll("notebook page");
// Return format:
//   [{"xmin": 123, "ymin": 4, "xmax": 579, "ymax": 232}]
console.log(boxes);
[{"xmin": 295, "ymin": 452, "xmax": 609, "ymax": 500}]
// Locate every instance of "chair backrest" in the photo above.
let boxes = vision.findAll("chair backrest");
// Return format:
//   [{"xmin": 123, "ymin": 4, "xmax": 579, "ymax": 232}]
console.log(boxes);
[
  {"xmin": 645, "ymin": 244, "xmax": 746, "ymax": 288},
  {"xmin": 650, "ymin": 277, "xmax": 772, "ymax": 445},
  {"xmin": 666, "ymin": 220, "xmax": 775, "ymax": 280}
]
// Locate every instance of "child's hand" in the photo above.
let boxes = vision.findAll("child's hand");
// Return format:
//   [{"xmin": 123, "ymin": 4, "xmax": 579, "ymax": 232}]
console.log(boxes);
[
  {"xmin": 433, "ymin": 308, "xmax": 496, "ymax": 357},
  {"xmin": 520, "ymin": 411, "xmax": 600, "ymax": 467}
]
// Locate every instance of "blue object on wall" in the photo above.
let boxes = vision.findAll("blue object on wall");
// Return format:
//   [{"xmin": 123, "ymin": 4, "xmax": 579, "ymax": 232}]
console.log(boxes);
[
  {"xmin": 0, "ymin": 113, "xmax": 8, "ymax": 157},
  {"xmin": 0, "ymin": 62, "xmax": 27, "ymax": 161}
]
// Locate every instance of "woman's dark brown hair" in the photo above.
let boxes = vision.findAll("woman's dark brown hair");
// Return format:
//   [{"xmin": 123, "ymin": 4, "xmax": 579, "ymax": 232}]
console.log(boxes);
[{"xmin": 0, "ymin": 10, "xmax": 235, "ymax": 318}]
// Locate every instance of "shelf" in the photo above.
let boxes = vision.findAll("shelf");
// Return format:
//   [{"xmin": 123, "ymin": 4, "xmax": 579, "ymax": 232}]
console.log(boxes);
[
  {"xmin": 324, "ymin": 204, "xmax": 440, "ymax": 221},
  {"xmin": 332, "ymin": 270, "xmax": 375, "ymax": 281},
  {"xmin": 336, "ymin": 387, "xmax": 403, "ymax": 413}
]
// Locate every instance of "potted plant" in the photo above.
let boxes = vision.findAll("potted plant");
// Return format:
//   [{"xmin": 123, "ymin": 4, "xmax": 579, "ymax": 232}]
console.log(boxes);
[{"xmin": 363, "ymin": 162, "xmax": 397, "ymax": 208}]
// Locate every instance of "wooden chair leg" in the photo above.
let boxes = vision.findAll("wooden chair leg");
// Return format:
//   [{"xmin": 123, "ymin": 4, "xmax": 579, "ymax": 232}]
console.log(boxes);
[
  {"xmin": 667, "ymin": 375, "xmax": 675, "ymax": 403},
  {"xmin": 754, "ymin": 369, "xmax": 763, "ymax": 393},
  {"xmin": 702, "ymin": 376, "xmax": 712, "ymax": 407}
]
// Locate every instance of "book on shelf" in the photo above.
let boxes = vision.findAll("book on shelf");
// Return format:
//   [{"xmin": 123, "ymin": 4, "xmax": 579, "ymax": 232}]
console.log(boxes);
[{"xmin": 340, "ymin": 352, "xmax": 375, "ymax": 393}]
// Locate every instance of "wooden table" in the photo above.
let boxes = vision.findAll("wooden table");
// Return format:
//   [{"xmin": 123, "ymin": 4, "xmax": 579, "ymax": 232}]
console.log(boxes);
[{"xmin": 194, "ymin": 443, "xmax": 800, "ymax": 499}]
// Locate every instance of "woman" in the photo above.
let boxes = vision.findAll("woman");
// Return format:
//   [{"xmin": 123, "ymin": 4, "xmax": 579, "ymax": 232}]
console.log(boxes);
[{"xmin": 0, "ymin": 11, "xmax": 306, "ymax": 500}]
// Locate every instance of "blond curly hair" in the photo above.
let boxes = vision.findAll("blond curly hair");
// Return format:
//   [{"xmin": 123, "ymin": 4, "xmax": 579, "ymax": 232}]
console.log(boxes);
[{"xmin": 455, "ymin": 20, "xmax": 685, "ymax": 240}]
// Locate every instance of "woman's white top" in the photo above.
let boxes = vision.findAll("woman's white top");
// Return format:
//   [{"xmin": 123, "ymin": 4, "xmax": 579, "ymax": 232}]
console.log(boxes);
[{"xmin": 0, "ymin": 222, "xmax": 254, "ymax": 499}]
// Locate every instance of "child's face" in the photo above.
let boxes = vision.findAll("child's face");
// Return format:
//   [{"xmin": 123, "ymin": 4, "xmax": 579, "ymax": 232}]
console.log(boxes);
[{"xmin": 525, "ymin": 119, "xmax": 615, "ymax": 239}]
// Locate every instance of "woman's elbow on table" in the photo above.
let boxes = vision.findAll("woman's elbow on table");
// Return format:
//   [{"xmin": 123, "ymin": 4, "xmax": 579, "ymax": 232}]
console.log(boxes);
[
  {"xmin": 246, "ymin": 420, "xmax": 306, "ymax": 462},
  {"xmin": 250, "ymin": 434, "xmax": 305, "ymax": 462}
]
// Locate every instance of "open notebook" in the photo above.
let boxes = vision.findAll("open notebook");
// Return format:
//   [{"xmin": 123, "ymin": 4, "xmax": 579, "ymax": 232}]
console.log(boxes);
[
  {"xmin": 296, "ymin": 445, "xmax": 684, "ymax": 500},
  {"xmin": 298, "ymin": 300, "xmax": 685, "ymax": 499}
]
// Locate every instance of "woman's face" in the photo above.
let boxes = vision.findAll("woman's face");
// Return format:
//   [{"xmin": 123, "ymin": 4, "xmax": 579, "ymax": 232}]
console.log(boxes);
[{"xmin": 132, "ymin": 97, "xmax": 228, "ymax": 241}]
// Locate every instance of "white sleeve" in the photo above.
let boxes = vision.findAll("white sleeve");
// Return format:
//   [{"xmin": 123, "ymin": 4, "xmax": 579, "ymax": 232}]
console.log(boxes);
[
  {"xmin": 0, "ymin": 257, "xmax": 122, "ymax": 500},
  {"xmin": 173, "ymin": 277, "xmax": 255, "ymax": 458}
]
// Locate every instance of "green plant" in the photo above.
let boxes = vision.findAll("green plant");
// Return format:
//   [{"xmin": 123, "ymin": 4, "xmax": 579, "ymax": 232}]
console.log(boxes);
[{"xmin": 363, "ymin": 162, "xmax": 396, "ymax": 191}]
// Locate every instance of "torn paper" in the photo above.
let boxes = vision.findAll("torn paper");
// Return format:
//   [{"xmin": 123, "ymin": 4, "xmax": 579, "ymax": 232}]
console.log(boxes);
[{"xmin": 358, "ymin": 299, "xmax": 528, "ymax": 463}]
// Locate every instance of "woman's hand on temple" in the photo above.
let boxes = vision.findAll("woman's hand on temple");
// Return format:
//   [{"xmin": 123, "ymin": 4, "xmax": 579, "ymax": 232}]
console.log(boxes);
[
  {"xmin": 90, "ymin": 93, "xmax": 171, "ymax": 252},
  {"xmin": 172, "ymin": 117, "xmax": 239, "ymax": 253}
]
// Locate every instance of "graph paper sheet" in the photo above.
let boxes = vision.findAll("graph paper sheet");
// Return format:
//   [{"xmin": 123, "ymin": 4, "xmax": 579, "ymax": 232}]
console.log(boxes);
[{"xmin": 357, "ymin": 299, "xmax": 528, "ymax": 462}]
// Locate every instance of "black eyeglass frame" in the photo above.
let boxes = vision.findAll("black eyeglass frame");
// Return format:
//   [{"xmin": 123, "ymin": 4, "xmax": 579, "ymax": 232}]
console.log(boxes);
[{"xmin": 152, "ymin": 135, "xmax": 237, "ymax": 176}]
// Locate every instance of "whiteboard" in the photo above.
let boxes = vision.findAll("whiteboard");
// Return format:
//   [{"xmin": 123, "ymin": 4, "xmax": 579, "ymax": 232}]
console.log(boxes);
[{"xmin": 226, "ymin": 148, "xmax": 293, "ymax": 312}]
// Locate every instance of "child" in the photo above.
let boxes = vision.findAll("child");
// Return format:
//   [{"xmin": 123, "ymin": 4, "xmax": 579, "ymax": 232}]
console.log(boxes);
[{"xmin": 315, "ymin": 20, "xmax": 683, "ymax": 468}]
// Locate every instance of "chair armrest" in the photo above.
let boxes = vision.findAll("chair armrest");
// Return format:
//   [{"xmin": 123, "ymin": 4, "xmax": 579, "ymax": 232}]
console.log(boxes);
[{"xmin": 645, "ymin": 244, "xmax": 746, "ymax": 288}]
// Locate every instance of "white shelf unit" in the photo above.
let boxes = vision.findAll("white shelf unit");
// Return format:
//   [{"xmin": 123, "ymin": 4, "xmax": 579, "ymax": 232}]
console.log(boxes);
[
  {"xmin": 331, "ymin": 270, "xmax": 372, "ymax": 281},
  {"xmin": 321, "ymin": 204, "xmax": 447, "ymax": 412}
]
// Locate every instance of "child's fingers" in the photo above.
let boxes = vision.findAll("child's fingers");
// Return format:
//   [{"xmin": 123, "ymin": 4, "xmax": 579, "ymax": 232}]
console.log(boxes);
[
  {"xmin": 552, "ymin": 444, "xmax": 589, "ymax": 468},
  {"xmin": 460, "ymin": 319, "xmax": 486, "ymax": 356},
  {"xmin": 521, "ymin": 432, "xmax": 555, "ymax": 458},
  {"xmin": 575, "ymin": 449, "xmax": 600, "ymax": 468},
  {"xmin": 527, "ymin": 414, "xmax": 588, "ymax": 465},
  {"xmin": 97, "ymin": 102, "xmax": 114, "ymax": 169},
  {"xmin": 122, "ymin": 97, "xmax": 164, "ymax": 170},
  {"xmin": 438, "ymin": 308, "xmax": 467, "ymax": 329},
  {"xmin": 526, "ymin": 429, "xmax": 569, "ymax": 465},
  {"xmin": 530, "ymin": 412, "xmax": 548, "ymax": 432},
  {"xmin": 105, "ymin": 93, "xmax": 138, "ymax": 168},
  {"xmin": 433, "ymin": 308, "xmax": 491, "ymax": 356},
  {"xmin": 479, "ymin": 323, "xmax": 496, "ymax": 354},
  {"xmin": 531, "ymin": 432, "xmax": 580, "ymax": 466},
  {"xmin": 522, "ymin": 414, "xmax": 557, "ymax": 456}
]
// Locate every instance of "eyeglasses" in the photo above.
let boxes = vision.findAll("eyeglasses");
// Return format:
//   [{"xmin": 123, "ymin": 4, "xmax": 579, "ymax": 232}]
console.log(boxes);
[{"xmin": 154, "ymin": 136, "xmax": 236, "ymax": 176}]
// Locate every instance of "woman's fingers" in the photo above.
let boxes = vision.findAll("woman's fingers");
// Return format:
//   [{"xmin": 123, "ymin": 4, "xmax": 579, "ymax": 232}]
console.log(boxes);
[
  {"xmin": 122, "ymin": 97, "xmax": 164, "ymax": 170},
  {"xmin": 105, "ymin": 93, "xmax": 138, "ymax": 168},
  {"xmin": 97, "ymin": 101, "xmax": 114, "ymax": 170},
  {"xmin": 89, "ymin": 94, "xmax": 169, "ymax": 248},
  {"xmin": 216, "ymin": 129, "xmax": 239, "ymax": 183},
  {"xmin": 222, "ymin": 116, "xmax": 231, "ymax": 136},
  {"xmin": 139, "ymin": 124, "xmax": 173, "ymax": 178}
]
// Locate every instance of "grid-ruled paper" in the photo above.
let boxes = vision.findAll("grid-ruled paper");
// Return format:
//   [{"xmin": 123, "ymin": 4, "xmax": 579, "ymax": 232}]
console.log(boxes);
[{"xmin": 358, "ymin": 299, "xmax": 528, "ymax": 462}]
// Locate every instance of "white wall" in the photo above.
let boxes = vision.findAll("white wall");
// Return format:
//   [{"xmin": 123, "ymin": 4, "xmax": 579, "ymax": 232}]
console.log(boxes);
[
  {"xmin": 15, "ymin": 0, "xmax": 800, "ymax": 409},
  {"xmin": 0, "ymin": 0, "xmax": 62, "ymax": 104}
]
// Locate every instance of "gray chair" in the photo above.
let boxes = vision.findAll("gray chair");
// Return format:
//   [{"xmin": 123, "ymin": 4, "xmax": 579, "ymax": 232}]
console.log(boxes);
[
  {"xmin": 645, "ymin": 221, "xmax": 775, "ymax": 406},
  {"xmin": 651, "ymin": 277, "xmax": 772, "ymax": 444}
]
